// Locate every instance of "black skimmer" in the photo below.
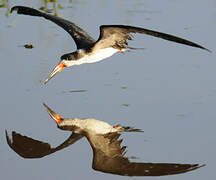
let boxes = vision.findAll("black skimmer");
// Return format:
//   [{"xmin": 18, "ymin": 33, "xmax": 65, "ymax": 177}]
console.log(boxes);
[
  {"xmin": 11, "ymin": 6, "xmax": 210, "ymax": 84},
  {"xmin": 5, "ymin": 103, "xmax": 205, "ymax": 176}
]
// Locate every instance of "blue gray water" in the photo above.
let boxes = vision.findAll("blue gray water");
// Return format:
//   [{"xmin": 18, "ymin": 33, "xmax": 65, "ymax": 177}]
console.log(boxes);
[{"xmin": 0, "ymin": 0, "xmax": 215, "ymax": 179}]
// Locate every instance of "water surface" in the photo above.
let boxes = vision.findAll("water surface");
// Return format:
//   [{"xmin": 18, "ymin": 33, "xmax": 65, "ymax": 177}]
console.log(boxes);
[{"xmin": 0, "ymin": 0, "xmax": 215, "ymax": 179}]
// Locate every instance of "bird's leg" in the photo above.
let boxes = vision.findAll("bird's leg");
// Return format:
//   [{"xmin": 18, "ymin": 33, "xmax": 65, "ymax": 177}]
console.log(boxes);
[
  {"xmin": 113, "ymin": 125, "xmax": 121, "ymax": 129},
  {"xmin": 119, "ymin": 49, "xmax": 124, "ymax": 53}
]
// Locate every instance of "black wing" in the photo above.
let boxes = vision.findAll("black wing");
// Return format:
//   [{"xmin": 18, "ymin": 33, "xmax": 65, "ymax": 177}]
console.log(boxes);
[
  {"xmin": 93, "ymin": 25, "xmax": 210, "ymax": 52},
  {"xmin": 87, "ymin": 132, "xmax": 204, "ymax": 176},
  {"xmin": 10, "ymin": 6, "xmax": 96, "ymax": 49},
  {"xmin": 5, "ymin": 130, "xmax": 83, "ymax": 158}
]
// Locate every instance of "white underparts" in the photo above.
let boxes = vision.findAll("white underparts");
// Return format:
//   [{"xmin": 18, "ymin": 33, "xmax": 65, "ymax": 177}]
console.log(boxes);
[
  {"xmin": 60, "ymin": 118, "xmax": 119, "ymax": 134},
  {"xmin": 65, "ymin": 48, "xmax": 125, "ymax": 66}
]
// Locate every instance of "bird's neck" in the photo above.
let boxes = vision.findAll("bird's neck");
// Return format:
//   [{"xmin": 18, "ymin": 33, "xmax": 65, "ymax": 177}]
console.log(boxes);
[{"xmin": 58, "ymin": 118, "xmax": 83, "ymax": 133}]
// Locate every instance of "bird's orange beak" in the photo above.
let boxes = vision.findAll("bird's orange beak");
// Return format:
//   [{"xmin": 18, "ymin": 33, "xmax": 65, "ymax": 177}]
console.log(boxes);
[
  {"xmin": 43, "ymin": 103, "xmax": 63, "ymax": 124},
  {"xmin": 44, "ymin": 62, "xmax": 65, "ymax": 84}
]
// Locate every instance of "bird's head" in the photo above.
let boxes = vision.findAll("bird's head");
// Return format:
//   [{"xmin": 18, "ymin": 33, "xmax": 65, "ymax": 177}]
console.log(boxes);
[
  {"xmin": 44, "ymin": 52, "xmax": 78, "ymax": 84},
  {"xmin": 43, "ymin": 103, "xmax": 79, "ymax": 132},
  {"xmin": 43, "ymin": 103, "xmax": 63, "ymax": 124},
  {"xmin": 44, "ymin": 61, "xmax": 66, "ymax": 84}
]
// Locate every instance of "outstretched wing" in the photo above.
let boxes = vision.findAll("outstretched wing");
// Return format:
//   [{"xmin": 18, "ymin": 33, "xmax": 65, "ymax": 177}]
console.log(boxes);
[
  {"xmin": 87, "ymin": 132, "xmax": 203, "ymax": 176},
  {"xmin": 11, "ymin": 6, "xmax": 96, "ymax": 49},
  {"xmin": 93, "ymin": 25, "xmax": 210, "ymax": 51},
  {"xmin": 5, "ymin": 130, "xmax": 83, "ymax": 158}
]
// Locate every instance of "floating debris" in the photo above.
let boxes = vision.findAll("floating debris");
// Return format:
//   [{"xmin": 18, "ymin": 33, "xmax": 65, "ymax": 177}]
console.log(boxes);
[
  {"xmin": 24, "ymin": 44, "xmax": 34, "ymax": 49},
  {"xmin": 5, "ymin": 9, "xmax": 10, "ymax": 16},
  {"xmin": 54, "ymin": 11, "xmax": 58, "ymax": 16},
  {"xmin": 39, "ymin": 7, "xmax": 53, "ymax": 13},
  {"xmin": 121, "ymin": 86, "xmax": 128, "ymax": 89},
  {"xmin": 57, "ymin": 4, "xmax": 64, "ymax": 9},
  {"xmin": 18, "ymin": 44, "xmax": 35, "ymax": 49},
  {"xmin": 0, "ymin": 4, "xmax": 6, "ymax": 8},
  {"xmin": 0, "ymin": 0, "xmax": 10, "ymax": 16},
  {"xmin": 122, "ymin": 104, "xmax": 130, "ymax": 107},
  {"xmin": 44, "ymin": 0, "xmax": 56, "ymax": 2},
  {"xmin": 39, "ymin": 6, "xmax": 47, "ymax": 11}
]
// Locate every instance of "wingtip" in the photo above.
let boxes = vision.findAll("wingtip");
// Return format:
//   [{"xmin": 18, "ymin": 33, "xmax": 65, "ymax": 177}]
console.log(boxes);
[
  {"xmin": 187, "ymin": 163, "xmax": 206, "ymax": 172},
  {"xmin": 198, "ymin": 164, "xmax": 206, "ymax": 168},
  {"xmin": 10, "ymin": 6, "xmax": 19, "ymax": 13},
  {"xmin": 199, "ymin": 45, "xmax": 211, "ymax": 53},
  {"xmin": 5, "ymin": 130, "xmax": 12, "ymax": 146},
  {"xmin": 5, "ymin": 129, "xmax": 8, "ymax": 136},
  {"xmin": 205, "ymin": 48, "xmax": 212, "ymax": 53}
]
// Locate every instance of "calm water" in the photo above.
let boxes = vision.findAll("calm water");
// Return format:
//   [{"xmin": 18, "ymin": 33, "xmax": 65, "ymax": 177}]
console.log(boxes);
[{"xmin": 1, "ymin": 0, "xmax": 216, "ymax": 179}]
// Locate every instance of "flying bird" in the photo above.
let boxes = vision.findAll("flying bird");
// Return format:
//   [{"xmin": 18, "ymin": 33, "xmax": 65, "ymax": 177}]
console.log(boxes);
[
  {"xmin": 5, "ymin": 103, "xmax": 204, "ymax": 176},
  {"xmin": 11, "ymin": 6, "xmax": 210, "ymax": 84}
]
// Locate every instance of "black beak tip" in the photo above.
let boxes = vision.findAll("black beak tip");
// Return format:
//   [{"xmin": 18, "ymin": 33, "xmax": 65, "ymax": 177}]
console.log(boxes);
[
  {"xmin": 44, "ymin": 77, "xmax": 51, "ymax": 85},
  {"xmin": 43, "ymin": 103, "xmax": 50, "ymax": 110}
]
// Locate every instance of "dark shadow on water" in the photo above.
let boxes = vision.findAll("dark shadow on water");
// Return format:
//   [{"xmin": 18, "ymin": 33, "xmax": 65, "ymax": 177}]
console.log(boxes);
[
  {"xmin": 18, "ymin": 44, "xmax": 34, "ymax": 49},
  {"xmin": 61, "ymin": 89, "xmax": 88, "ymax": 94}
]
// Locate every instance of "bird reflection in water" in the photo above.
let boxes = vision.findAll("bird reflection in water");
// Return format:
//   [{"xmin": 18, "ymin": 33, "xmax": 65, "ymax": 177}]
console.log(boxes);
[{"xmin": 6, "ymin": 103, "xmax": 204, "ymax": 177}]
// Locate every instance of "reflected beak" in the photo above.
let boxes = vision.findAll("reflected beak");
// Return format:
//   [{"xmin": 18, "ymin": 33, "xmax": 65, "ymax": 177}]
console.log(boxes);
[
  {"xmin": 43, "ymin": 103, "xmax": 63, "ymax": 124},
  {"xmin": 44, "ymin": 63, "xmax": 65, "ymax": 84}
]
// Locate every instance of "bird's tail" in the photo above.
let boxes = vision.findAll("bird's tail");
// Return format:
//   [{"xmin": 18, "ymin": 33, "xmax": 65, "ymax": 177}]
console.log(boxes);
[
  {"xmin": 113, "ymin": 125, "xmax": 144, "ymax": 132},
  {"xmin": 11, "ymin": 6, "xmax": 43, "ymax": 17}
]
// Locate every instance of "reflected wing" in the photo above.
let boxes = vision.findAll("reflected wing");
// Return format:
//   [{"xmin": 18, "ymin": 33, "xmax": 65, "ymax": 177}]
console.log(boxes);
[
  {"xmin": 94, "ymin": 156, "xmax": 203, "ymax": 176},
  {"xmin": 93, "ymin": 25, "xmax": 210, "ymax": 51},
  {"xmin": 5, "ymin": 130, "xmax": 83, "ymax": 158},
  {"xmin": 88, "ymin": 132, "xmax": 203, "ymax": 176},
  {"xmin": 11, "ymin": 6, "xmax": 96, "ymax": 49}
]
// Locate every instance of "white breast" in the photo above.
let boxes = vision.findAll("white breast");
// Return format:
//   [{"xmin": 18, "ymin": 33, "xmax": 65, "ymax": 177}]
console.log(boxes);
[
  {"xmin": 82, "ymin": 118, "xmax": 116, "ymax": 134},
  {"xmin": 71, "ymin": 118, "xmax": 117, "ymax": 134},
  {"xmin": 61, "ymin": 118, "xmax": 118, "ymax": 134},
  {"xmin": 70, "ymin": 48, "xmax": 119, "ymax": 66}
]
